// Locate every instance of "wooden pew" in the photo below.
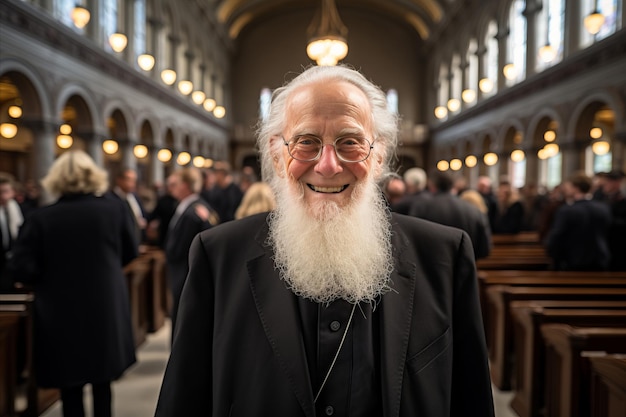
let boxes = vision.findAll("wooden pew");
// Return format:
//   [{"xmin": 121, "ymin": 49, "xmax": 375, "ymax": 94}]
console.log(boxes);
[
  {"xmin": 477, "ymin": 271, "xmax": 626, "ymax": 348},
  {"xmin": 485, "ymin": 286, "xmax": 626, "ymax": 390},
  {"xmin": 492, "ymin": 232, "xmax": 541, "ymax": 246},
  {"xmin": 510, "ymin": 305, "xmax": 626, "ymax": 417},
  {"xmin": 145, "ymin": 248, "xmax": 167, "ymax": 333},
  {"xmin": 0, "ymin": 292, "xmax": 60, "ymax": 417},
  {"xmin": 589, "ymin": 355, "xmax": 626, "ymax": 417},
  {"xmin": 476, "ymin": 246, "xmax": 552, "ymax": 270},
  {"xmin": 541, "ymin": 325, "xmax": 626, "ymax": 417},
  {"xmin": 123, "ymin": 254, "xmax": 152, "ymax": 348}
]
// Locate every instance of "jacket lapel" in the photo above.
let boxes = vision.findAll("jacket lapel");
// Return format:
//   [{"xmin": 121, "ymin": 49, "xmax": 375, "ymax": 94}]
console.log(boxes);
[
  {"xmin": 247, "ymin": 222, "xmax": 315, "ymax": 417},
  {"xmin": 380, "ymin": 222, "xmax": 417, "ymax": 417}
]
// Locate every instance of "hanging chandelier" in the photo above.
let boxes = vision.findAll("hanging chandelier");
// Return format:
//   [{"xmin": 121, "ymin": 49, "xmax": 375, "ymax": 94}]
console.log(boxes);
[{"xmin": 306, "ymin": 0, "xmax": 348, "ymax": 66}]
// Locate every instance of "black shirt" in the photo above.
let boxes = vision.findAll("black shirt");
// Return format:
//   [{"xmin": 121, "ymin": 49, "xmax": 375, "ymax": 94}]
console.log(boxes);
[{"xmin": 297, "ymin": 297, "xmax": 382, "ymax": 416}]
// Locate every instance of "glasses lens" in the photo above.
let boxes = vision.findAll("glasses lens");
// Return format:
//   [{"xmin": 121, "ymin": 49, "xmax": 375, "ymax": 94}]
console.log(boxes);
[
  {"xmin": 335, "ymin": 137, "xmax": 371, "ymax": 162},
  {"xmin": 288, "ymin": 136, "xmax": 322, "ymax": 161}
]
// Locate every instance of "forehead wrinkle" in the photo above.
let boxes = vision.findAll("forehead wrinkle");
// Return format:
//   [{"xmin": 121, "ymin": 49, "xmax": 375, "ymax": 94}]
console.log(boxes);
[{"xmin": 285, "ymin": 81, "xmax": 373, "ymax": 139}]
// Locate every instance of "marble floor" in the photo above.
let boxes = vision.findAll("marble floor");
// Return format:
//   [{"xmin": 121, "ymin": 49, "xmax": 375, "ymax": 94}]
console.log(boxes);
[{"xmin": 41, "ymin": 320, "xmax": 518, "ymax": 417}]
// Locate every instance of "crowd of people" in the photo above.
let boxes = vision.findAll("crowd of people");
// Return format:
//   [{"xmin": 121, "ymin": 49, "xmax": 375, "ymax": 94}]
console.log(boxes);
[
  {"xmin": 381, "ymin": 167, "xmax": 626, "ymax": 271},
  {"xmin": 0, "ymin": 65, "xmax": 624, "ymax": 417}
]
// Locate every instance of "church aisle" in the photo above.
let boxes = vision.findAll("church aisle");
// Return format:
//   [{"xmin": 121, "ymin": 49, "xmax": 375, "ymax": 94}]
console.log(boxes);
[
  {"xmin": 40, "ymin": 321, "xmax": 171, "ymax": 417},
  {"xmin": 40, "ymin": 318, "xmax": 517, "ymax": 417}
]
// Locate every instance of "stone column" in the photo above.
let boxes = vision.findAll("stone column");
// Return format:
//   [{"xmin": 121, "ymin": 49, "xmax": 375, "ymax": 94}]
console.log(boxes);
[
  {"xmin": 496, "ymin": 25, "xmax": 509, "ymax": 91},
  {"xmin": 20, "ymin": 118, "xmax": 57, "ymax": 182},
  {"xmin": 147, "ymin": 18, "xmax": 164, "ymax": 81},
  {"xmin": 524, "ymin": 0, "xmax": 541, "ymax": 77},
  {"xmin": 564, "ymin": 0, "xmax": 581, "ymax": 57},
  {"xmin": 475, "ymin": 44, "xmax": 487, "ymax": 101}
]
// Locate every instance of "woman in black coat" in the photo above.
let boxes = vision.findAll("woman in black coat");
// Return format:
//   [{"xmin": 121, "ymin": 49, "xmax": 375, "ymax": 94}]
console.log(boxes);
[{"xmin": 10, "ymin": 150, "xmax": 138, "ymax": 417}]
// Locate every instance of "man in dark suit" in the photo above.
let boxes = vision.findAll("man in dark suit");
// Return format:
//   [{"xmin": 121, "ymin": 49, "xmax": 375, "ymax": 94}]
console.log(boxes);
[
  {"xmin": 545, "ymin": 171, "xmax": 612, "ymax": 270},
  {"xmin": 163, "ymin": 167, "xmax": 216, "ymax": 338},
  {"xmin": 106, "ymin": 168, "xmax": 147, "ymax": 247},
  {"xmin": 410, "ymin": 170, "xmax": 492, "ymax": 259},
  {"xmin": 155, "ymin": 65, "xmax": 494, "ymax": 416}
]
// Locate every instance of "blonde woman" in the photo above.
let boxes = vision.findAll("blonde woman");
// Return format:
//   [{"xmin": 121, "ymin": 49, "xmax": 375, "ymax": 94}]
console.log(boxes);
[
  {"xmin": 10, "ymin": 150, "xmax": 137, "ymax": 417},
  {"xmin": 234, "ymin": 181, "xmax": 276, "ymax": 219}
]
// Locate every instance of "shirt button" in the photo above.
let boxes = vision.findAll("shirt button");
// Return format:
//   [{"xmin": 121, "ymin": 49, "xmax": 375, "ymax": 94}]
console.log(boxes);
[
  {"xmin": 325, "ymin": 405, "xmax": 334, "ymax": 415},
  {"xmin": 329, "ymin": 320, "xmax": 341, "ymax": 332}
]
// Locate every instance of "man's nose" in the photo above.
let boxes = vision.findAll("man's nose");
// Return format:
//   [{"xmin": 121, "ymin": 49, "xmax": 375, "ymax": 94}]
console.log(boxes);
[{"xmin": 314, "ymin": 144, "xmax": 343, "ymax": 176}]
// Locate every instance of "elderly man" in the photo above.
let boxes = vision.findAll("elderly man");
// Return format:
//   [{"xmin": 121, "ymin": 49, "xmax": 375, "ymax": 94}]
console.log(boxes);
[{"xmin": 155, "ymin": 65, "xmax": 494, "ymax": 417}]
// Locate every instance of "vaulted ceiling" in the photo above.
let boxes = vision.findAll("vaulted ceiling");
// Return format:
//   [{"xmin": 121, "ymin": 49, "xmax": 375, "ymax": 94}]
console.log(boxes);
[{"xmin": 212, "ymin": 0, "xmax": 460, "ymax": 42}]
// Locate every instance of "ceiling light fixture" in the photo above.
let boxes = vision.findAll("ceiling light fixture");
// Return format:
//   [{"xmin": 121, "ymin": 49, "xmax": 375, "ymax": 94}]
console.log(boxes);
[{"xmin": 306, "ymin": 0, "xmax": 348, "ymax": 66}]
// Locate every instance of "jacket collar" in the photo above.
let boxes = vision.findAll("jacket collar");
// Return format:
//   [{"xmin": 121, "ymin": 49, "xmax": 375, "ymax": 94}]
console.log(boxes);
[{"xmin": 247, "ymin": 215, "xmax": 416, "ymax": 417}]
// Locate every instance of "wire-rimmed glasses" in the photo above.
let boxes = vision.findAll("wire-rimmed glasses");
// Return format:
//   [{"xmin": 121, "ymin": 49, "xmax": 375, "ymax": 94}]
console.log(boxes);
[{"xmin": 283, "ymin": 135, "xmax": 374, "ymax": 163}]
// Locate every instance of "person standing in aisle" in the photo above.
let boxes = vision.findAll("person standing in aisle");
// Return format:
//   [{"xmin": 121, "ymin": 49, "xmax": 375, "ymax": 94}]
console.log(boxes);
[{"xmin": 9, "ymin": 150, "xmax": 138, "ymax": 417}]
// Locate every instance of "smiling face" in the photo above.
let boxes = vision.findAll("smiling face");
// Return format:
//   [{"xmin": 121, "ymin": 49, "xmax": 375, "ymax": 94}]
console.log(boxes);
[{"xmin": 275, "ymin": 80, "xmax": 378, "ymax": 215}]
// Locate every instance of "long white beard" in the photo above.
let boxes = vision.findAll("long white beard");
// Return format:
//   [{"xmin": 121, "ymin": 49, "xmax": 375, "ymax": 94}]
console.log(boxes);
[{"xmin": 268, "ymin": 175, "xmax": 394, "ymax": 304}]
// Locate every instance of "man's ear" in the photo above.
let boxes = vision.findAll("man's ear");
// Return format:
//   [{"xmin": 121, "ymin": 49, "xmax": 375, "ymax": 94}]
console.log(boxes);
[
  {"xmin": 372, "ymin": 152, "xmax": 384, "ymax": 178},
  {"xmin": 270, "ymin": 136, "xmax": 285, "ymax": 178}
]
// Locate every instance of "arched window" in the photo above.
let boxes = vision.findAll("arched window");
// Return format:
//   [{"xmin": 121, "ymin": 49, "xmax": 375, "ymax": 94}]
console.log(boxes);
[
  {"xmin": 537, "ymin": 0, "xmax": 565, "ymax": 71},
  {"xmin": 449, "ymin": 54, "xmax": 462, "ymax": 114},
  {"xmin": 505, "ymin": 0, "xmax": 527, "ymax": 86},
  {"xmin": 435, "ymin": 63, "xmax": 449, "ymax": 119},
  {"xmin": 464, "ymin": 39, "xmax": 478, "ymax": 106},
  {"xmin": 386, "ymin": 89, "xmax": 398, "ymax": 114},
  {"xmin": 134, "ymin": 0, "xmax": 147, "ymax": 63},
  {"xmin": 55, "ymin": 0, "xmax": 75, "ymax": 28},
  {"xmin": 102, "ymin": 0, "xmax": 120, "ymax": 52},
  {"xmin": 481, "ymin": 20, "xmax": 499, "ymax": 97},
  {"xmin": 259, "ymin": 88, "xmax": 271, "ymax": 122}
]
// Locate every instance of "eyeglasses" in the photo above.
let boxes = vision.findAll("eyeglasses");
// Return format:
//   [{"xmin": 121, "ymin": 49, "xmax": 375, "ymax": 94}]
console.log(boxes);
[{"xmin": 283, "ymin": 135, "xmax": 374, "ymax": 163}]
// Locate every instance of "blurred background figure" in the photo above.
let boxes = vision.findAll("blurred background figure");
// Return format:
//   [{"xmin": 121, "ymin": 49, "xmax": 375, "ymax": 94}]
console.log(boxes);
[
  {"xmin": 211, "ymin": 161, "xmax": 244, "ymax": 223},
  {"xmin": 107, "ymin": 168, "xmax": 147, "ymax": 247},
  {"xmin": 593, "ymin": 169, "xmax": 626, "ymax": 270},
  {"xmin": 391, "ymin": 167, "xmax": 430, "ymax": 215},
  {"xmin": 0, "ymin": 172, "xmax": 24, "ymax": 289},
  {"xmin": 164, "ymin": 167, "xmax": 217, "ymax": 338},
  {"xmin": 545, "ymin": 172, "xmax": 611, "ymax": 271},
  {"xmin": 9, "ymin": 150, "xmax": 138, "ymax": 417},
  {"xmin": 410, "ymin": 170, "xmax": 491, "ymax": 259},
  {"xmin": 379, "ymin": 172, "xmax": 406, "ymax": 208},
  {"xmin": 476, "ymin": 175, "xmax": 498, "ymax": 232},
  {"xmin": 235, "ymin": 181, "xmax": 276, "ymax": 220},
  {"xmin": 146, "ymin": 180, "xmax": 178, "ymax": 249},
  {"xmin": 493, "ymin": 179, "xmax": 525, "ymax": 234},
  {"xmin": 238, "ymin": 166, "xmax": 258, "ymax": 194}
]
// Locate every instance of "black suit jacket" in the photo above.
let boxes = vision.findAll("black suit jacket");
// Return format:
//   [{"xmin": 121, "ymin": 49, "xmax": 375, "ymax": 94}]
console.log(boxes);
[{"xmin": 155, "ymin": 212, "xmax": 494, "ymax": 417}]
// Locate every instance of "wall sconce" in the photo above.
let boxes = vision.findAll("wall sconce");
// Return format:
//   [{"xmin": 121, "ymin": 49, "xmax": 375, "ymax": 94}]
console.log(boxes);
[
  {"xmin": 8, "ymin": 105, "xmax": 22, "ymax": 118},
  {"xmin": 543, "ymin": 143, "xmax": 559, "ymax": 158},
  {"xmin": 449, "ymin": 158, "xmax": 463, "ymax": 171},
  {"xmin": 191, "ymin": 91, "xmax": 206, "ymax": 105},
  {"xmin": 584, "ymin": 9, "xmax": 605, "ymax": 35},
  {"xmin": 71, "ymin": 4, "xmax": 90, "ymax": 29},
  {"xmin": 193, "ymin": 156, "xmax": 205, "ymax": 168},
  {"xmin": 161, "ymin": 69, "xmax": 177, "ymax": 85},
  {"xmin": 538, "ymin": 43, "xmax": 556, "ymax": 62},
  {"xmin": 109, "ymin": 32, "xmax": 128, "ymax": 53},
  {"xmin": 434, "ymin": 106, "xmax": 448, "ymax": 119},
  {"xmin": 57, "ymin": 135, "xmax": 73, "ymax": 149},
  {"xmin": 102, "ymin": 139, "xmax": 119, "ymax": 154},
  {"xmin": 461, "ymin": 89, "xmax": 476, "ymax": 103},
  {"xmin": 447, "ymin": 98, "xmax": 461, "ymax": 112},
  {"xmin": 133, "ymin": 144, "xmax": 148, "ymax": 159},
  {"xmin": 177, "ymin": 151, "xmax": 191, "ymax": 165},
  {"xmin": 213, "ymin": 106, "xmax": 226, "ymax": 119},
  {"xmin": 178, "ymin": 80, "xmax": 194, "ymax": 95},
  {"xmin": 544, "ymin": 130, "xmax": 556, "ymax": 142},
  {"xmin": 157, "ymin": 148, "xmax": 172, "ymax": 162},
  {"xmin": 503, "ymin": 63, "xmax": 517, "ymax": 80},
  {"xmin": 437, "ymin": 160, "xmax": 450, "ymax": 171},
  {"xmin": 203, "ymin": 98, "xmax": 217, "ymax": 112},
  {"xmin": 479, "ymin": 78, "xmax": 493, "ymax": 93},
  {"xmin": 465, "ymin": 155, "xmax": 477, "ymax": 168},
  {"xmin": 590, "ymin": 127, "xmax": 603, "ymax": 139},
  {"xmin": 137, "ymin": 53, "xmax": 155, "ymax": 71},
  {"xmin": 1, "ymin": 123, "xmax": 18, "ymax": 139},
  {"xmin": 510, "ymin": 149, "xmax": 525, "ymax": 162},
  {"xmin": 592, "ymin": 140, "xmax": 610, "ymax": 155},
  {"xmin": 483, "ymin": 152, "xmax": 498, "ymax": 166}
]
